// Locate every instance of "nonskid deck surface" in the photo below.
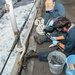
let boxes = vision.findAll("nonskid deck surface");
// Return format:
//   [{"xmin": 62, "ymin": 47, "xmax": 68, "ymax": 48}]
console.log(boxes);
[
  {"xmin": 21, "ymin": 0, "xmax": 75, "ymax": 75},
  {"xmin": 21, "ymin": 24, "xmax": 66, "ymax": 75}
]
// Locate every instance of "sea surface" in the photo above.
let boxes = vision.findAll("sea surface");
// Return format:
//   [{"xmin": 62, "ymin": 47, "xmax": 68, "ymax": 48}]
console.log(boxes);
[
  {"xmin": 0, "ymin": 0, "xmax": 34, "ymax": 9},
  {"xmin": 0, "ymin": 0, "xmax": 34, "ymax": 75}
]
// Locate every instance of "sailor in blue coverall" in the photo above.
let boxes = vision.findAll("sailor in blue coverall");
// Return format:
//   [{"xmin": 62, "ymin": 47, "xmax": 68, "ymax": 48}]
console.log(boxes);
[
  {"xmin": 49, "ymin": 17, "xmax": 75, "ymax": 56},
  {"xmin": 43, "ymin": 0, "xmax": 66, "ymax": 32},
  {"xmin": 34, "ymin": 0, "xmax": 66, "ymax": 44},
  {"xmin": 38, "ymin": 17, "xmax": 75, "ymax": 61}
]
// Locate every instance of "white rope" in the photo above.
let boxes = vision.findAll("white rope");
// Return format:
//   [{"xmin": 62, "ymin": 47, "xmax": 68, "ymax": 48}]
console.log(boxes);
[{"xmin": 34, "ymin": 17, "xmax": 44, "ymax": 26}]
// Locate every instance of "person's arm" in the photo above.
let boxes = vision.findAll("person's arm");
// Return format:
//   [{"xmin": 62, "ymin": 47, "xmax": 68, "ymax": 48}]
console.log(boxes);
[
  {"xmin": 58, "ymin": 42, "xmax": 65, "ymax": 50},
  {"xmin": 56, "ymin": 35, "xmax": 65, "ymax": 40},
  {"xmin": 56, "ymin": 35, "xmax": 65, "ymax": 51},
  {"xmin": 58, "ymin": 37, "xmax": 75, "ymax": 52},
  {"xmin": 50, "ymin": 35, "xmax": 65, "ymax": 41}
]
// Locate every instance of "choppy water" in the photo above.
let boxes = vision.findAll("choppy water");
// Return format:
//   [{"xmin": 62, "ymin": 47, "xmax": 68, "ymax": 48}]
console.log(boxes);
[
  {"xmin": 0, "ymin": 0, "xmax": 34, "ymax": 9},
  {"xmin": 0, "ymin": 0, "xmax": 34, "ymax": 75}
]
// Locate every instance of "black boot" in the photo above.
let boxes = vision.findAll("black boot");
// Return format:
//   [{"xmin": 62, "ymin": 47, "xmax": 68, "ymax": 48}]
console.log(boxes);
[
  {"xmin": 25, "ymin": 50, "xmax": 38, "ymax": 59},
  {"xmin": 34, "ymin": 36, "xmax": 44, "ymax": 45}
]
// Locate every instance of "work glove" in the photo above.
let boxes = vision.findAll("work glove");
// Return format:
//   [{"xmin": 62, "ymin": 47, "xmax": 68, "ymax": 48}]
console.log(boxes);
[
  {"xmin": 50, "ymin": 37, "xmax": 57, "ymax": 41},
  {"xmin": 48, "ymin": 20, "xmax": 54, "ymax": 26},
  {"xmin": 52, "ymin": 40, "xmax": 59, "ymax": 46},
  {"xmin": 42, "ymin": 25, "xmax": 46, "ymax": 30}
]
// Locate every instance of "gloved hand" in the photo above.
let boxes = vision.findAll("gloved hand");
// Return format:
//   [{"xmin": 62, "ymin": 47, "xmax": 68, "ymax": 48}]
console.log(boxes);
[
  {"xmin": 42, "ymin": 25, "xmax": 46, "ymax": 30},
  {"xmin": 52, "ymin": 40, "xmax": 59, "ymax": 46},
  {"xmin": 50, "ymin": 37, "xmax": 57, "ymax": 41},
  {"xmin": 49, "ymin": 20, "xmax": 54, "ymax": 26}
]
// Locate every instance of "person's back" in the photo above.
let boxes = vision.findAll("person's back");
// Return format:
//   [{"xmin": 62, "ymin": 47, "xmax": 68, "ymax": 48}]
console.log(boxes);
[{"xmin": 64, "ymin": 24, "xmax": 75, "ymax": 53}]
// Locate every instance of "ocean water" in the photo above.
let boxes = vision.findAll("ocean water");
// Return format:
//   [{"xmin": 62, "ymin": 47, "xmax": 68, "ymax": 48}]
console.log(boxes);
[
  {"xmin": 0, "ymin": 0, "xmax": 34, "ymax": 9},
  {"xmin": 0, "ymin": 0, "xmax": 34, "ymax": 75}
]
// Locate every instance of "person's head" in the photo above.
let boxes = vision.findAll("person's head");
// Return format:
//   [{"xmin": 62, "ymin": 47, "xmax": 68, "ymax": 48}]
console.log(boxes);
[
  {"xmin": 45, "ymin": 0, "xmax": 55, "ymax": 11},
  {"xmin": 54, "ymin": 17, "xmax": 71, "ymax": 32}
]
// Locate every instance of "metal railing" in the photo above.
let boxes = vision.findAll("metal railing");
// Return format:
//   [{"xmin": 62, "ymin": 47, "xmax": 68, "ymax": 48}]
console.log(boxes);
[{"xmin": 0, "ymin": 0, "xmax": 37, "ymax": 74}]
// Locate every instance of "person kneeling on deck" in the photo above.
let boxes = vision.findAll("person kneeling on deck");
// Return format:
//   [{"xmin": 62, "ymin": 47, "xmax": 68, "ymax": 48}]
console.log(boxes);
[
  {"xmin": 25, "ymin": 17, "xmax": 75, "ymax": 62},
  {"xmin": 50, "ymin": 17, "xmax": 75, "ymax": 56},
  {"xmin": 38, "ymin": 0, "xmax": 65, "ymax": 34}
]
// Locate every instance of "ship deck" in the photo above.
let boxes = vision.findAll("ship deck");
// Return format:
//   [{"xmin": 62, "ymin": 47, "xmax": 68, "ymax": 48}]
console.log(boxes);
[{"xmin": 21, "ymin": 0, "xmax": 75, "ymax": 75}]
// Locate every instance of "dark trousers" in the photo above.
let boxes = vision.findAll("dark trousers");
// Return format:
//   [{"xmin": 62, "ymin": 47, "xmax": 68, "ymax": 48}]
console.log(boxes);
[{"xmin": 38, "ymin": 51, "xmax": 51, "ymax": 62}]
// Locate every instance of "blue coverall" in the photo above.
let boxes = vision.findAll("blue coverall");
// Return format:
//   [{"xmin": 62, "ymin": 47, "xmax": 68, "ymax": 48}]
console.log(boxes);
[
  {"xmin": 44, "ymin": 1, "xmax": 66, "ymax": 32},
  {"xmin": 37, "ymin": 23, "xmax": 75, "ymax": 62},
  {"xmin": 63, "ymin": 24, "xmax": 75, "ymax": 56}
]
